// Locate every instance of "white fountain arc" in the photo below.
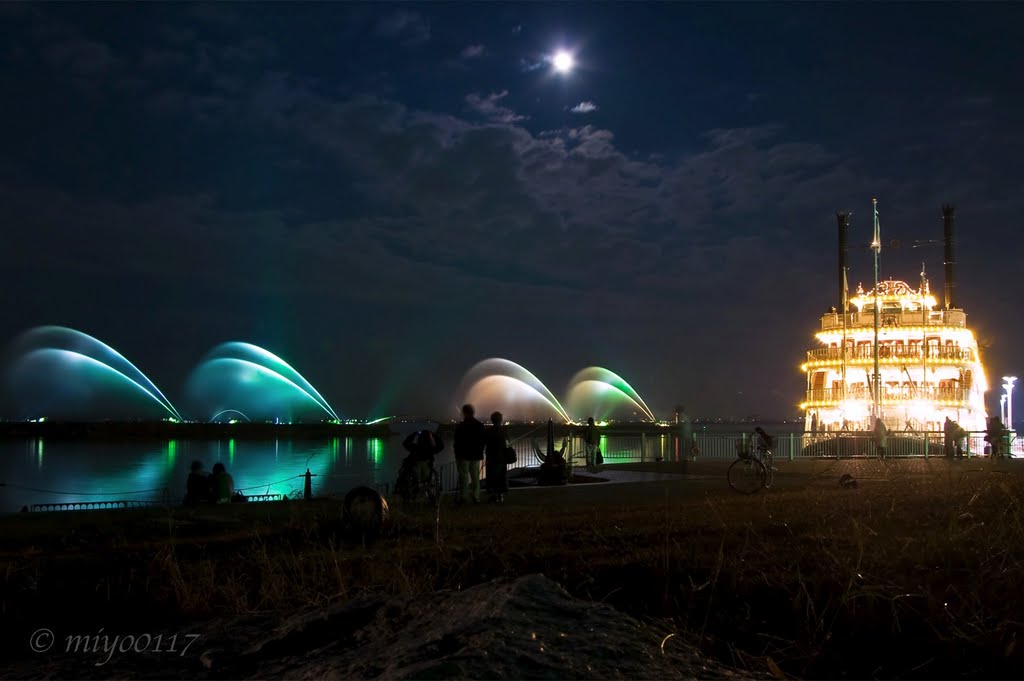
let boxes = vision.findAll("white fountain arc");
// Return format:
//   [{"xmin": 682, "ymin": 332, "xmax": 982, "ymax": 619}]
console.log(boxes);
[
  {"xmin": 460, "ymin": 358, "xmax": 570, "ymax": 423},
  {"xmin": 464, "ymin": 374, "xmax": 571, "ymax": 423},
  {"xmin": 209, "ymin": 409, "xmax": 252, "ymax": 423},
  {"xmin": 20, "ymin": 348, "xmax": 180, "ymax": 420},
  {"xmin": 26, "ymin": 326, "xmax": 184, "ymax": 421}
]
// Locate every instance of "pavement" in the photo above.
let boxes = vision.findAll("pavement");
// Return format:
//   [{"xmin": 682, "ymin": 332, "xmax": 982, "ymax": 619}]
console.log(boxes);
[{"xmin": 495, "ymin": 456, "xmax": 1024, "ymax": 508}]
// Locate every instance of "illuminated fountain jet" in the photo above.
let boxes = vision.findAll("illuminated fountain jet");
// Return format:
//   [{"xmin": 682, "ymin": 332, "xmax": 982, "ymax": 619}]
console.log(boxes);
[
  {"xmin": 456, "ymin": 358, "xmax": 570, "ymax": 423},
  {"xmin": 565, "ymin": 366, "xmax": 657, "ymax": 422},
  {"xmin": 2, "ymin": 326, "xmax": 183, "ymax": 421},
  {"xmin": 185, "ymin": 342, "xmax": 340, "ymax": 423}
]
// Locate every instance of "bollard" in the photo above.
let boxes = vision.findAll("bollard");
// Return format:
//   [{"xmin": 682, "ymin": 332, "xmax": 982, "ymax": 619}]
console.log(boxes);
[{"xmin": 304, "ymin": 468, "xmax": 313, "ymax": 500}]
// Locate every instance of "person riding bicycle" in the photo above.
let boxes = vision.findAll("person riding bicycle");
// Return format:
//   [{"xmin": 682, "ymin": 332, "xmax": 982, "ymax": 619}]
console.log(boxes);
[
  {"xmin": 753, "ymin": 426, "xmax": 774, "ymax": 453},
  {"xmin": 401, "ymin": 430, "xmax": 444, "ymax": 499}
]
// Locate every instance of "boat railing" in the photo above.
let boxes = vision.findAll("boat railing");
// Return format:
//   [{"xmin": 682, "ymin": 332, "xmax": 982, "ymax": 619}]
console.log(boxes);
[
  {"xmin": 804, "ymin": 386, "xmax": 971, "ymax": 403},
  {"xmin": 820, "ymin": 309, "xmax": 967, "ymax": 330},
  {"xmin": 807, "ymin": 346, "xmax": 974, "ymax": 362}
]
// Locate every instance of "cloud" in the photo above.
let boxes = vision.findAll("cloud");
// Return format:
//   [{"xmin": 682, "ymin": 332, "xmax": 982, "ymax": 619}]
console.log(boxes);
[
  {"xmin": 464, "ymin": 90, "xmax": 527, "ymax": 123},
  {"xmin": 570, "ymin": 101, "xmax": 598, "ymax": 114},
  {"xmin": 189, "ymin": 4, "xmax": 242, "ymax": 28},
  {"xmin": 40, "ymin": 36, "xmax": 114, "ymax": 77},
  {"xmin": 519, "ymin": 58, "xmax": 545, "ymax": 72},
  {"xmin": 459, "ymin": 44, "xmax": 485, "ymax": 59},
  {"xmin": 374, "ymin": 10, "xmax": 430, "ymax": 45}
]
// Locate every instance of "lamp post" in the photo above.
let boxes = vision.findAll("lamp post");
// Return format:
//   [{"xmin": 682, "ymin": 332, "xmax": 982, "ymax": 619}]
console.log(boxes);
[
  {"xmin": 1003, "ymin": 376, "xmax": 1017, "ymax": 432},
  {"xmin": 1000, "ymin": 394, "xmax": 1007, "ymax": 427}
]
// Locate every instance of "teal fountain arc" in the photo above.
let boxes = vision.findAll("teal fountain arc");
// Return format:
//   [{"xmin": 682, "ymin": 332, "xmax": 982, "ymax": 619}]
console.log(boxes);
[
  {"xmin": 185, "ymin": 342, "xmax": 340, "ymax": 423},
  {"xmin": 3, "ymin": 326, "xmax": 183, "ymax": 421},
  {"xmin": 566, "ymin": 366, "xmax": 657, "ymax": 422},
  {"xmin": 457, "ymin": 358, "xmax": 570, "ymax": 423}
]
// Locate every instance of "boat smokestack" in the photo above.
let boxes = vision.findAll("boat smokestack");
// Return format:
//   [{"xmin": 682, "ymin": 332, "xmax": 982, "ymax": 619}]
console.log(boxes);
[
  {"xmin": 943, "ymin": 204, "xmax": 956, "ymax": 309},
  {"xmin": 837, "ymin": 212, "xmax": 850, "ymax": 311}
]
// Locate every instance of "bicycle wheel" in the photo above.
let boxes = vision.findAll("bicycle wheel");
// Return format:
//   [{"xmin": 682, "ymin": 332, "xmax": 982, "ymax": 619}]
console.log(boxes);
[{"xmin": 728, "ymin": 457, "xmax": 766, "ymax": 494}]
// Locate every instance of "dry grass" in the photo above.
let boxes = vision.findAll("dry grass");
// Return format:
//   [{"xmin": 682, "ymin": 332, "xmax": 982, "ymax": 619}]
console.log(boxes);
[{"xmin": 2, "ymin": 465, "xmax": 1023, "ymax": 678}]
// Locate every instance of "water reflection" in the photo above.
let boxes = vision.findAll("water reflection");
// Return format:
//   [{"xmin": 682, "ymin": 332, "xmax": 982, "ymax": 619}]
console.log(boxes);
[{"xmin": 0, "ymin": 438, "xmax": 410, "ymax": 513}]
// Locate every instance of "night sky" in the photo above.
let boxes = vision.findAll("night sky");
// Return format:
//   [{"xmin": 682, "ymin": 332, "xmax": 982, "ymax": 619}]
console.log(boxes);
[{"xmin": 1, "ymin": 2, "xmax": 1022, "ymax": 421}]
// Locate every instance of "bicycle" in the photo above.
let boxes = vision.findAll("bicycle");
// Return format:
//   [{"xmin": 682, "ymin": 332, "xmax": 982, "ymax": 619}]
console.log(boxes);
[{"xmin": 727, "ymin": 429, "xmax": 776, "ymax": 494}]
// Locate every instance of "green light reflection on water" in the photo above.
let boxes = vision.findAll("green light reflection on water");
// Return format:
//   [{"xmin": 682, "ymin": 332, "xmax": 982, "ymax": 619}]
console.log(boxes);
[{"xmin": 368, "ymin": 438, "xmax": 384, "ymax": 468}]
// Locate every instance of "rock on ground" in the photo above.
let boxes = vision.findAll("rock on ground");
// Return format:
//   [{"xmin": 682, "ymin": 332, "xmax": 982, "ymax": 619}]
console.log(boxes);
[{"xmin": 12, "ymin": 575, "xmax": 749, "ymax": 680}]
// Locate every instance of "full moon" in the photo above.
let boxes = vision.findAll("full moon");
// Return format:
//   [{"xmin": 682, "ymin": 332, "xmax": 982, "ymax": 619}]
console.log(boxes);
[{"xmin": 552, "ymin": 50, "xmax": 574, "ymax": 73}]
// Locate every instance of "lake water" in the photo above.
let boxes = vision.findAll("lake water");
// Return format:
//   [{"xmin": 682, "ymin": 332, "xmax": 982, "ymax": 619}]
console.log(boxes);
[{"xmin": 0, "ymin": 423, "xmax": 807, "ymax": 514}]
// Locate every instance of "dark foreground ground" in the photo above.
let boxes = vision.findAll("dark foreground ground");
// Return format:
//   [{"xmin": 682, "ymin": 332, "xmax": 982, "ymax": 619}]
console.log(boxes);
[{"xmin": 1, "ymin": 457, "xmax": 1022, "ymax": 679}]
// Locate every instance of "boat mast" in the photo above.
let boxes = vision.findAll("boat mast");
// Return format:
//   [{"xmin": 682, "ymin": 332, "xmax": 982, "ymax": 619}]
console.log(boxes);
[
  {"xmin": 871, "ymin": 198, "xmax": 882, "ymax": 422},
  {"xmin": 842, "ymin": 265, "xmax": 848, "ymax": 401},
  {"xmin": 837, "ymin": 212, "xmax": 851, "ymax": 413}
]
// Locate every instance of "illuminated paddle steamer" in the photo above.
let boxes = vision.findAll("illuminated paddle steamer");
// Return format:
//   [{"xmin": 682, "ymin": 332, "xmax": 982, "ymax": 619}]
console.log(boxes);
[{"xmin": 801, "ymin": 203, "xmax": 988, "ymax": 434}]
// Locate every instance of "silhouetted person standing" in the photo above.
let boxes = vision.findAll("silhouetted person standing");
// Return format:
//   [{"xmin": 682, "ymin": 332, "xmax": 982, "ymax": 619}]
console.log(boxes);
[
  {"xmin": 584, "ymin": 417, "xmax": 600, "ymax": 467},
  {"xmin": 943, "ymin": 416, "xmax": 956, "ymax": 459},
  {"xmin": 985, "ymin": 417, "xmax": 1006, "ymax": 458},
  {"xmin": 677, "ymin": 406, "xmax": 694, "ymax": 460},
  {"xmin": 210, "ymin": 462, "xmax": 234, "ymax": 504},
  {"xmin": 454, "ymin": 404, "xmax": 485, "ymax": 504},
  {"xmin": 485, "ymin": 411, "xmax": 509, "ymax": 503},
  {"xmin": 873, "ymin": 417, "xmax": 888, "ymax": 459}
]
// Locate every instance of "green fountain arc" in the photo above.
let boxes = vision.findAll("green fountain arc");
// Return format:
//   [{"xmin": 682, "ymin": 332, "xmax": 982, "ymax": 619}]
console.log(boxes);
[
  {"xmin": 9, "ymin": 326, "xmax": 183, "ymax": 421},
  {"xmin": 214, "ymin": 343, "xmax": 340, "ymax": 421},
  {"xmin": 187, "ymin": 343, "xmax": 340, "ymax": 422},
  {"xmin": 566, "ymin": 367, "xmax": 657, "ymax": 422}
]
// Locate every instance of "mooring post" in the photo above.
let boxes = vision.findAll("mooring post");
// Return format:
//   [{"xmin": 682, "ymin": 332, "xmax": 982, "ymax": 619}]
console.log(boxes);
[{"xmin": 304, "ymin": 468, "xmax": 313, "ymax": 500}]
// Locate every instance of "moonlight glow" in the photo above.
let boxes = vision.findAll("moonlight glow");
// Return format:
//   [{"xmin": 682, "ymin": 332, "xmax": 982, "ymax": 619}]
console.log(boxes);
[{"xmin": 552, "ymin": 50, "xmax": 574, "ymax": 73}]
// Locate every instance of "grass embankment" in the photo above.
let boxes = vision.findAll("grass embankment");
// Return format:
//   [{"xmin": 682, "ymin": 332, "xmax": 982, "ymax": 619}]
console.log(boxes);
[{"xmin": 2, "ymin": 462, "xmax": 1022, "ymax": 679}]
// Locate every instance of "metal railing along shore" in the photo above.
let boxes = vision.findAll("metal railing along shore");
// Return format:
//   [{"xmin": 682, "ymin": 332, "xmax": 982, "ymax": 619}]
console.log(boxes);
[{"xmin": 492, "ymin": 429, "xmax": 1024, "ymax": 470}]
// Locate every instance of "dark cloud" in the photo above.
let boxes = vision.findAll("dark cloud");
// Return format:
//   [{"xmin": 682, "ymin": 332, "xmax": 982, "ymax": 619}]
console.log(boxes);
[
  {"xmin": 464, "ymin": 90, "xmax": 527, "ymax": 124},
  {"xmin": 374, "ymin": 10, "xmax": 431, "ymax": 45},
  {"xmin": 40, "ymin": 36, "xmax": 114, "ymax": 76},
  {"xmin": 459, "ymin": 44, "xmax": 485, "ymax": 59},
  {"xmin": 189, "ymin": 4, "xmax": 243, "ymax": 28}
]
